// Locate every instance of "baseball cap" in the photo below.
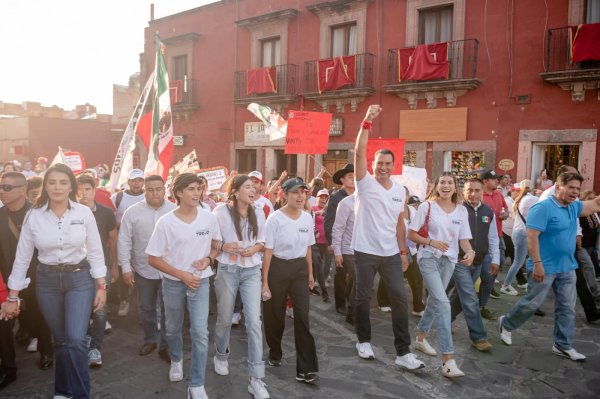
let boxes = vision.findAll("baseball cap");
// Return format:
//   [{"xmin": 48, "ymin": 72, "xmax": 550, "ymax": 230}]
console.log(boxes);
[
  {"xmin": 316, "ymin": 189, "xmax": 329, "ymax": 197},
  {"xmin": 128, "ymin": 169, "xmax": 145, "ymax": 180},
  {"xmin": 519, "ymin": 179, "xmax": 533, "ymax": 191},
  {"xmin": 248, "ymin": 170, "xmax": 264, "ymax": 183},
  {"xmin": 480, "ymin": 169, "xmax": 499, "ymax": 181},
  {"xmin": 282, "ymin": 177, "xmax": 308, "ymax": 192}
]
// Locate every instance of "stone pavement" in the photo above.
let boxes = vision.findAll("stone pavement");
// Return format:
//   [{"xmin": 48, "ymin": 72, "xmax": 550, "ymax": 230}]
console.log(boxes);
[{"xmin": 3, "ymin": 273, "xmax": 600, "ymax": 399}]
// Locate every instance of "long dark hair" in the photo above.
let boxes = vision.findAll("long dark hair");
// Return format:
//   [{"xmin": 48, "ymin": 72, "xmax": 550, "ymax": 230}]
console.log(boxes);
[
  {"xmin": 227, "ymin": 175, "xmax": 258, "ymax": 241},
  {"xmin": 426, "ymin": 171, "xmax": 459, "ymax": 204},
  {"xmin": 34, "ymin": 164, "xmax": 78, "ymax": 208}
]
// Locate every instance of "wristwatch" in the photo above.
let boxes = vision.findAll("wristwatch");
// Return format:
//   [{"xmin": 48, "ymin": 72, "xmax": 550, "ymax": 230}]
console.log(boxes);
[
  {"xmin": 400, "ymin": 249, "xmax": 409, "ymax": 256},
  {"xmin": 97, "ymin": 283, "xmax": 108, "ymax": 290}
]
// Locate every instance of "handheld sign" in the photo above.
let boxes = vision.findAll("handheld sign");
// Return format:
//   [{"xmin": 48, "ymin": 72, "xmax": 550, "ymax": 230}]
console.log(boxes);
[{"xmin": 285, "ymin": 110, "xmax": 332, "ymax": 155}]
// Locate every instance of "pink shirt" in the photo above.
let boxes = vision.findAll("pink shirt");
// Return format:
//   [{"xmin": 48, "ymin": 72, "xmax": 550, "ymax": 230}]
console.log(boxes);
[{"xmin": 312, "ymin": 206, "xmax": 327, "ymax": 245}]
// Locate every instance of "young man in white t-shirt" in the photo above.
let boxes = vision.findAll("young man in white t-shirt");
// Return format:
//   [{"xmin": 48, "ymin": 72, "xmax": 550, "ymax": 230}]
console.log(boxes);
[
  {"xmin": 352, "ymin": 105, "xmax": 424, "ymax": 371},
  {"xmin": 146, "ymin": 173, "xmax": 220, "ymax": 399}
]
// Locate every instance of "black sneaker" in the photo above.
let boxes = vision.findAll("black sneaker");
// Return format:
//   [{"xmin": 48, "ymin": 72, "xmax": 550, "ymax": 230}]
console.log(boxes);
[
  {"xmin": 534, "ymin": 308, "xmax": 545, "ymax": 317},
  {"xmin": 268, "ymin": 359, "xmax": 281, "ymax": 366},
  {"xmin": 490, "ymin": 288, "xmax": 500, "ymax": 299},
  {"xmin": 309, "ymin": 287, "xmax": 321, "ymax": 296},
  {"xmin": 480, "ymin": 307, "xmax": 497, "ymax": 320},
  {"xmin": 296, "ymin": 372, "xmax": 319, "ymax": 384}
]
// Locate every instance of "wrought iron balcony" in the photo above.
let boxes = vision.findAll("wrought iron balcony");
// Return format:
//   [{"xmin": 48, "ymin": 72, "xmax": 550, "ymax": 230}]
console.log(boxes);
[
  {"xmin": 233, "ymin": 64, "xmax": 299, "ymax": 106},
  {"xmin": 383, "ymin": 39, "xmax": 481, "ymax": 109},
  {"xmin": 170, "ymin": 78, "xmax": 200, "ymax": 121}
]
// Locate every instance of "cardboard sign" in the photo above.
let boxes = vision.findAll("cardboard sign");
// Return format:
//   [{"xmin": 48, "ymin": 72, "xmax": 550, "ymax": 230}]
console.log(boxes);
[
  {"xmin": 285, "ymin": 110, "xmax": 332, "ymax": 155},
  {"xmin": 391, "ymin": 166, "xmax": 428, "ymax": 201},
  {"xmin": 197, "ymin": 166, "xmax": 229, "ymax": 191},
  {"xmin": 366, "ymin": 138, "xmax": 405, "ymax": 175},
  {"xmin": 63, "ymin": 151, "xmax": 85, "ymax": 174}
]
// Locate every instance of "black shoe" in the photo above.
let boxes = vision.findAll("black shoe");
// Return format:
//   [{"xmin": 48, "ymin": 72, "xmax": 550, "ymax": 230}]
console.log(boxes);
[
  {"xmin": 296, "ymin": 372, "xmax": 319, "ymax": 384},
  {"xmin": 322, "ymin": 294, "xmax": 329, "ymax": 303},
  {"xmin": 268, "ymin": 359, "xmax": 281, "ymax": 366},
  {"xmin": 586, "ymin": 311, "xmax": 600, "ymax": 325},
  {"xmin": 138, "ymin": 342, "xmax": 157, "ymax": 356},
  {"xmin": 158, "ymin": 347, "xmax": 171, "ymax": 363},
  {"xmin": 336, "ymin": 306, "xmax": 346, "ymax": 315},
  {"xmin": 39, "ymin": 353, "xmax": 54, "ymax": 370},
  {"xmin": 309, "ymin": 288, "xmax": 321, "ymax": 296},
  {"xmin": 534, "ymin": 309, "xmax": 545, "ymax": 317},
  {"xmin": 490, "ymin": 288, "xmax": 500, "ymax": 299},
  {"xmin": 0, "ymin": 372, "xmax": 16, "ymax": 389}
]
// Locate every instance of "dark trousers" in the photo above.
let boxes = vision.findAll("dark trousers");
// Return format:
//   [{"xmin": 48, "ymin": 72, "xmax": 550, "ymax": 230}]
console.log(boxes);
[
  {"xmin": 263, "ymin": 256, "xmax": 318, "ymax": 374},
  {"xmin": 0, "ymin": 318, "xmax": 16, "ymax": 376},
  {"xmin": 405, "ymin": 255, "xmax": 425, "ymax": 313},
  {"xmin": 503, "ymin": 233, "xmax": 515, "ymax": 262},
  {"xmin": 575, "ymin": 265, "xmax": 599, "ymax": 320},
  {"xmin": 312, "ymin": 244, "xmax": 330, "ymax": 298},
  {"xmin": 377, "ymin": 278, "xmax": 390, "ymax": 307},
  {"xmin": 334, "ymin": 254, "xmax": 356, "ymax": 315},
  {"xmin": 354, "ymin": 251, "xmax": 411, "ymax": 356}
]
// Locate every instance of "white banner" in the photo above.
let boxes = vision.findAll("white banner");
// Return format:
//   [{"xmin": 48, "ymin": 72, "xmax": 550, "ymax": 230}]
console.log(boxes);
[
  {"xmin": 197, "ymin": 166, "xmax": 228, "ymax": 191},
  {"xmin": 391, "ymin": 166, "xmax": 428, "ymax": 201}
]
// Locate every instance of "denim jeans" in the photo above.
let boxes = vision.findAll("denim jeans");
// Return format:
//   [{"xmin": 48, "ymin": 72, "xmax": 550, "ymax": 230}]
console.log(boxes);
[
  {"xmin": 478, "ymin": 251, "xmax": 494, "ymax": 307},
  {"xmin": 449, "ymin": 260, "xmax": 487, "ymax": 342},
  {"xmin": 214, "ymin": 263, "xmax": 265, "ymax": 379},
  {"xmin": 89, "ymin": 274, "xmax": 108, "ymax": 351},
  {"xmin": 135, "ymin": 272, "xmax": 167, "ymax": 348},
  {"xmin": 36, "ymin": 262, "xmax": 95, "ymax": 399},
  {"xmin": 354, "ymin": 251, "xmax": 411, "ymax": 356},
  {"xmin": 505, "ymin": 229, "xmax": 528, "ymax": 286},
  {"xmin": 417, "ymin": 254, "xmax": 455, "ymax": 354},
  {"xmin": 162, "ymin": 277, "xmax": 210, "ymax": 388},
  {"xmin": 501, "ymin": 270, "xmax": 577, "ymax": 349}
]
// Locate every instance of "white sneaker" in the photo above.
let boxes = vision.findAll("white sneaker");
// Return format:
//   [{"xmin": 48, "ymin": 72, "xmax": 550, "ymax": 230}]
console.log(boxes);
[
  {"xmin": 494, "ymin": 279, "xmax": 500, "ymax": 284},
  {"xmin": 411, "ymin": 310, "xmax": 424, "ymax": 317},
  {"xmin": 394, "ymin": 353, "xmax": 425, "ymax": 370},
  {"xmin": 248, "ymin": 377, "xmax": 270, "ymax": 399},
  {"xmin": 27, "ymin": 338, "xmax": 38, "ymax": 352},
  {"xmin": 285, "ymin": 307, "xmax": 294, "ymax": 319},
  {"xmin": 500, "ymin": 285, "xmax": 519, "ymax": 296},
  {"xmin": 118, "ymin": 300, "xmax": 130, "ymax": 317},
  {"xmin": 552, "ymin": 344, "xmax": 586, "ymax": 362},
  {"xmin": 441, "ymin": 359, "xmax": 465, "ymax": 378},
  {"xmin": 105, "ymin": 321, "xmax": 112, "ymax": 333},
  {"xmin": 231, "ymin": 312, "xmax": 241, "ymax": 325},
  {"xmin": 498, "ymin": 315, "xmax": 512, "ymax": 345},
  {"xmin": 356, "ymin": 342, "xmax": 375, "ymax": 360},
  {"xmin": 213, "ymin": 355, "xmax": 229, "ymax": 376},
  {"xmin": 415, "ymin": 337, "xmax": 437, "ymax": 356},
  {"xmin": 378, "ymin": 306, "xmax": 392, "ymax": 313},
  {"xmin": 188, "ymin": 385, "xmax": 208, "ymax": 399},
  {"xmin": 169, "ymin": 360, "xmax": 184, "ymax": 382}
]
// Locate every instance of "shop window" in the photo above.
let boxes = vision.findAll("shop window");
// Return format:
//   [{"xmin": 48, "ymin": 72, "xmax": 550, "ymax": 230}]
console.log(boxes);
[
  {"xmin": 261, "ymin": 37, "xmax": 281, "ymax": 67},
  {"xmin": 418, "ymin": 5, "xmax": 453, "ymax": 44},
  {"xmin": 172, "ymin": 55, "xmax": 188, "ymax": 81},
  {"xmin": 331, "ymin": 23, "xmax": 357, "ymax": 57},
  {"xmin": 275, "ymin": 150, "xmax": 297, "ymax": 177},
  {"xmin": 445, "ymin": 151, "xmax": 485, "ymax": 188},
  {"xmin": 237, "ymin": 149, "xmax": 257, "ymax": 174},
  {"xmin": 404, "ymin": 150, "xmax": 417, "ymax": 167}
]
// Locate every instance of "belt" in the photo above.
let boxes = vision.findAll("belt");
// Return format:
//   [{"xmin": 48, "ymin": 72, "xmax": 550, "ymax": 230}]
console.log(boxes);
[{"xmin": 38, "ymin": 260, "xmax": 88, "ymax": 272}]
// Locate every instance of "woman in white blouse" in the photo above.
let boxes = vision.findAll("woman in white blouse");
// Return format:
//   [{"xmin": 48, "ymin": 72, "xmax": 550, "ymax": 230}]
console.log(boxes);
[
  {"xmin": 212, "ymin": 175, "xmax": 269, "ymax": 399},
  {"xmin": 261, "ymin": 177, "xmax": 319, "ymax": 385},
  {"xmin": 408, "ymin": 172, "xmax": 475, "ymax": 378},
  {"xmin": 2, "ymin": 163, "xmax": 107, "ymax": 399}
]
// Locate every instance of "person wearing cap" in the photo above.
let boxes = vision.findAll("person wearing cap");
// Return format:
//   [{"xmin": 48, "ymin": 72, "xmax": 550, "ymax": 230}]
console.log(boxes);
[
  {"xmin": 353, "ymin": 105, "xmax": 424, "ymax": 371},
  {"xmin": 501, "ymin": 180, "xmax": 537, "ymax": 296},
  {"xmin": 311, "ymin": 188, "xmax": 331, "ymax": 302},
  {"xmin": 111, "ymin": 168, "xmax": 145, "ymax": 225},
  {"xmin": 323, "ymin": 163, "xmax": 355, "ymax": 315},
  {"xmin": 261, "ymin": 177, "xmax": 319, "ymax": 384},
  {"xmin": 248, "ymin": 170, "xmax": 274, "ymax": 219}
]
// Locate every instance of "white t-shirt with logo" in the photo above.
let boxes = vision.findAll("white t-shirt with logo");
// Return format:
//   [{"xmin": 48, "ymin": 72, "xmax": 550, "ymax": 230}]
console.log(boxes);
[
  {"xmin": 145, "ymin": 208, "xmax": 220, "ymax": 281},
  {"xmin": 352, "ymin": 173, "xmax": 406, "ymax": 257},
  {"xmin": 265, "ymin": 210, "xmax": 315, "ymax": 260},
  {"xmin": 409, "ymin": 201, "xmax": 472, "ymax": 264}
]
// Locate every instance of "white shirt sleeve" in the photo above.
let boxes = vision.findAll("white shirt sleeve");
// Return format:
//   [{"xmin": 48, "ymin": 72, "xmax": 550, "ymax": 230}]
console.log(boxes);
[
  {"xmin": 146, "ymin": 219, "xmax": 168, "ymax": 258},
  {"xmin": 7, "ymin": 210, "xmax": 34, "ymax": 291},
  {"xmin": 264, "ymin": 215, "xmax": 277, "ymax": 250},
  {"xmin": 118, "ymin": 211, "xmax": 134, "ymax": 274},
  {"xmin": 256, "ymin": 211, "xmax": 266, "ymax": 244},
  {"xmin": 458, "ymin": 207, "xmax": 473, "ymax": 240},
  {"xmin": 332, "ymin": 201, "xmax": 350, "ymax": 257},
  {"xmin": 408, "ymin": 202, "xmax": 428, "ymax": 233},
  {"xmin": 487, "ymin": 214, "xmax": 500, "ymax": 265}
]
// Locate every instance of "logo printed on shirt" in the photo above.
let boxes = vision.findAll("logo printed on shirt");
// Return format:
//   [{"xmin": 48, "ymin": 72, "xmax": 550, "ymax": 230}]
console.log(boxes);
[
  {"xmin": 452, "ymin": 220, "xmax": 461, "ymax": 225},
  {"xmin": 298, "ymin": 227, "xmax": 309, "ymax": 233},
  {"xmin": 70, "ymin": 219, "xmax": 84, "ymax": 225},
  {"xmin": 482, "ymin": 216, "xmax": 490, "ymax": 223},
  {"xmin": 196, "ymin": 229, "xmax": 210, "ymax": 237},
  {"xmin": 392, "ymin": 197, "xmax": 403, "ymax": 203}
]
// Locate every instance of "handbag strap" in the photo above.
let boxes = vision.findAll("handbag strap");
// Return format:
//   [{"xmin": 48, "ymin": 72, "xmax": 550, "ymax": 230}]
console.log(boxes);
[
  {"xmin": 517, "ymin": 205, "xmax": 526, "ymax": 224},
  {"xmin": 424, "ymin": 202, "xmax": 431, "ymax": 225},
  {"xmin": 8, "ymin": 216, "xmax": 20, "ymax": 241}
]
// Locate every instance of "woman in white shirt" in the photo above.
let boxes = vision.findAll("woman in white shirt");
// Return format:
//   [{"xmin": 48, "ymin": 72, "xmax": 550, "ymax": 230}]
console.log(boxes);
[
  {"xmin": 3, "ymin": 163, "xmax": 107, "ymax": 399},
  {"xmin": 262, "ymin": 177, "xmax": 319, "ymax": 384},
  {"xmin": 501, "ymin": 180, "xmax": 537, "ymax": 294},
  {"xmin": 212, "ymin": 175, "xmax": 269, "ymax": 399},
  {"xmin": 408, "ymin": 172, "xmax": 475, "ymax": 378}
]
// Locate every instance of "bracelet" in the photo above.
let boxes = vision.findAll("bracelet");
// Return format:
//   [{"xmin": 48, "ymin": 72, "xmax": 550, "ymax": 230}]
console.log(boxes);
[
  {"xmin": 207, "ymin": 256, "xmax": 214, "ymax": 266},
  {"xmin": 6, "ymin": 296, "xmax": 21, "ymax": 306},
  {"xmin": 400, "ymin": 249, "xmax": 408, "ymax": 256},
  {"xmin": 428, "ymin": 239, "xmax": 432, "ymax": 246},
  {"xmin": 97, "ymin": 283, "xmax": 108, "ymax": 290},
  {"xmin": 361, "ymin": 121, "xmax": 373, "ymax": 130},
  {"xmin": 533, "ymin": 260, "xmax": 542, "ymax": 264}
]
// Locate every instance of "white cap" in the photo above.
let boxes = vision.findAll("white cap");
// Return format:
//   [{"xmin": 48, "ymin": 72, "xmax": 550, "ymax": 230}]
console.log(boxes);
[
  {"xmin": 128, "ymin": 169, "xmax": 145, "ymax": 180},
  {"xmin": 317, "ymin": 189, "xmax": 329, "ymax": 197},
  {"xmin": 248, "ymin": 170, "xmax": 263, "ymax": 183}
]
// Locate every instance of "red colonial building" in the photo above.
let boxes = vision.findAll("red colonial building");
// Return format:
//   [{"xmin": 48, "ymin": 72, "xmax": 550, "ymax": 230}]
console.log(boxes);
[{"xmin": 140, "ymin": 0, "xmax": 600, "ymax": 189}]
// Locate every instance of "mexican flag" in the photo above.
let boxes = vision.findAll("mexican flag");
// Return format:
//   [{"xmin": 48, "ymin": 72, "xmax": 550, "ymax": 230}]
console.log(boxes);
[{"xmin": 143, "ymin": 35, "xmax": 173, "ymax": 180}]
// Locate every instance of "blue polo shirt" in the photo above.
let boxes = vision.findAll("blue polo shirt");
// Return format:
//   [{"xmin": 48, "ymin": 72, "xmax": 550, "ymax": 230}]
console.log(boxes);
[{"xmin": 525, "ymin": 196, "xmax": 583, "ymax": 274}]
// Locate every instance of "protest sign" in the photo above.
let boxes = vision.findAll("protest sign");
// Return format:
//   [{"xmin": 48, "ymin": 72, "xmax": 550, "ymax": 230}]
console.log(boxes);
[
  {"xmin": 285, "ymin": 110, "xmax": 331, "ymax": 155},
  {"xmin": 62, "ymin": 151, "xmax": 86, "ymax": 174},
  {"xmin": 197, "ymin": 166, "xmax": 229, "ymax": 191},
  {"xmin": 391, "ymin": 166, "xmax": 428, "ymax": 201},
  {"xmin": 366, "ymin": 138, "xmax": 405, "ymax": 175}
]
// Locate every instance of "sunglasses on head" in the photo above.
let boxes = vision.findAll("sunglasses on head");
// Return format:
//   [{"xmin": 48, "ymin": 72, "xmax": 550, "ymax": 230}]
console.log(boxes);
[{"xmin": 0, "ymin": 183, "xmax": 25, "ymax": 192}]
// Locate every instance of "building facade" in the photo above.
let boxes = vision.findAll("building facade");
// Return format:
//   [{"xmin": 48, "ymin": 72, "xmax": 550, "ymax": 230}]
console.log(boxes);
[{"xmin": 140, "ymin": 0, "xmax": 600, "ymax": 189}]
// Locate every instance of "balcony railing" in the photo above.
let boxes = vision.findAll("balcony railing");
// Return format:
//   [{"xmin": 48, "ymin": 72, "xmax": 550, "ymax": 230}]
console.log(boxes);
[
  {"xmin": 234, "ymin": 64, "xmax": 299, "ymax": 102},
  {"xmin": 386, "ymin": 39, "xmax": 479, "ymax": 85},
  {"xmin": 170, "ymin": 78, "xmax": 200, "ymax": 121},
  {"xmin": 545, "ymin": 26, "xmax": 600, "ymax": 72},
  {"xmin": 303, "ymin": 53, "xmax": 375, "ymax": 94}
]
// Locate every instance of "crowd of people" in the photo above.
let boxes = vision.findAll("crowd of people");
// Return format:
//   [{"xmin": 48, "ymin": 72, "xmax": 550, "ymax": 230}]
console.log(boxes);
[{"xmin": 1, "ymin": 105, "xmax": 600, "ymax": 398}]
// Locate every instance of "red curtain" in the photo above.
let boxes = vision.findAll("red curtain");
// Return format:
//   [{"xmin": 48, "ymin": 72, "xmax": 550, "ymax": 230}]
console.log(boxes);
[
  {"xmin": 317, "ymin": 55, "xmax": 356, "ymax": 93},
  {"xmin": 398, "ymin": 43, "xmax": 449, "ymax": 81},
  {"xmin": 246, "ymin": 67, "xmax": 277, "ymax": 95},
  {"xmin": 571, "ymin": 23, "xmax": 600, "ymax": 63}
]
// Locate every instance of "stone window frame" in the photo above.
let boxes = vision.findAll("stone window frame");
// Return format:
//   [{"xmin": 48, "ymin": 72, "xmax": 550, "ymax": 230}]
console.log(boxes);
[
  {"xmin": 406, "ymin": 0, "xmax": 465, "ymax": 47},
  {"xmin": 248, "ymin": 22, "xmax": 289, "ymax": 68}
]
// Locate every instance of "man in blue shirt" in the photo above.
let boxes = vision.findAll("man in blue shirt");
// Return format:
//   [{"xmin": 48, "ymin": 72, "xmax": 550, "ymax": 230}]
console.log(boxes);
[{"xmin": 498, "ymin": 172, "xmax": 600, "ymax": 361}]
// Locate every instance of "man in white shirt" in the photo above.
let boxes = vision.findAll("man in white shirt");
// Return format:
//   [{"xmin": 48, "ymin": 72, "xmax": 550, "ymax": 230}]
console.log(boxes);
[
  {"xmin": 352, "ymin": 105, "xmax": 424, "ymax": 371},
  {"xmin": 248, "ymin": 171, "xmax": 274, "ymax": 219},
  {"xmin": 118, "ymin": 175, "xmax": 175, "ymax": 362},
  {"xmin": 332, "ymin": 193, "xmax": 356, "ymax": 325}
]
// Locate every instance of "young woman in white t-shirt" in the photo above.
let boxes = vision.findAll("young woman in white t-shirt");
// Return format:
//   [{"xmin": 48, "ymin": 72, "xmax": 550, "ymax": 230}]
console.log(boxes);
[
  {"xmin": 408, "ymin": 172, "xmax": 475, "ymax": 378},
  {"xmin": 261, "ymin": 177, "xmax": 319, "ymax": 384},
  {"xmin": 212, "ymin": 175, "xmax": 269, "ymax": 399}
]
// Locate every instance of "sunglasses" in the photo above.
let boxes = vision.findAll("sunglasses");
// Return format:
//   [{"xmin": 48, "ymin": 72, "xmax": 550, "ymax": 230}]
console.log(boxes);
[{"xmin": 0, "ymin": 183, "xmax": 25, "ymax": 192}]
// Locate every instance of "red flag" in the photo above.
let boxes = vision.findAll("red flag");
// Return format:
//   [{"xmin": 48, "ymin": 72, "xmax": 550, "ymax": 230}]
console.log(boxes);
[
  {"xmin": 246, "ymin": 67, "xmax": 277, "ymax": 95},
  {"xmin": 398, "ymin": 43, "xmax": 449, "ymax": 81},
  {"xmin": 169, "ymin": 80, "xmax": 183, "ymax": 103},
  {"xmin": 317, "ymin": 55, "xmax": 356, "ymax": 93},
  {"xmin": 570, "ymin": 23, "xmax": 600, "ymax": 63},
  {"xmin": 137, "ymin": 111, "xmax": 153, "ymax": 149},
  {"xmin": 366, "ymin": 139, "xmax": 405, "ymax": 175}
]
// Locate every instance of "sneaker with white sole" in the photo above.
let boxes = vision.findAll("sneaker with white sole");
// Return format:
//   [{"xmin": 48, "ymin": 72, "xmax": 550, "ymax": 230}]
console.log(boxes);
[
  {"xmin": 517, "ymin": 281, "xmax": 528, "ymax": 289},
  {"xmin": 231, "ymin": 312, "xmax": 241, "ymax": 325},
  {"xmin": 395, "ymin": 353, "xmax": 425, "ymax": 370},
  {"xmin": 552, "ymin": 344, "xmax": 586, "ymax": 362},
  {"xmin": 248, "ymin": 377, "xmax": 270, "ymax": 398},
  {"xmin": 415, "ymin": 337, "xmax": 437, "ymax": 356},
  {"xmin": 88, "ymin": 349, "xmax": 102, "ymax": 368},
  {"xmin": 378, "ymin": 306, "xmax": 392, "ymax": 313},
  {"xmin": 213, "ymin": 355, "xmax": 229, "ymax": 376},
  {"xmin": 411, "ymin": 310, "xmax": 424, "ymax": 317},
  {"xmin": 188, "ymin": 385, "xmax": 208, "ymax": 399},
  {"xmin": 500, "ymin": 285, "xmax": 519, "ymax": 296},
  {"xmin": 498, "ymin": 315, "xmax": 512, "ymax": 345},
  {"xmin": 27, "ymin": 338, "xmax": 38, "ymax": 352},
  {"xmin": 118, "ymin": 300, "xmax": 130, "ymax": 317},
  {"xmin": 356, "ymin": 342, "xmax": 375, "ymax": 360},
  {"xmin": 285, "ymin": 307, "xmax": 294, "ymax": 319},
  {"xmin": 441, "ymin": 359, "xmax": 465, "ymax": 378},
  {"xmin": 169, "ymin": 360, "xmax": 184, "ymax": 382},
  {"xmin": 105, "ymin": 321, "xmax": 112, "ymax": 334}
]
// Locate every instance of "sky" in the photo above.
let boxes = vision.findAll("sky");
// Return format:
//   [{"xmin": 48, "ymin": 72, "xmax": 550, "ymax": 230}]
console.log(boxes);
[{"xmin": 0, "ymin": 0, "xmax": 218, "ymax": 115}]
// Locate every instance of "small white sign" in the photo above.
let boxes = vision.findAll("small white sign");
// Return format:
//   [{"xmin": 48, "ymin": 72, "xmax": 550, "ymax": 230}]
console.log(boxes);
[
  {"xmin": 173, "ymin": 135, "xmax": 185, "ymax": 146},
  {"xmin": 244, "ymin": 122, "xmax": 285, "ymax": 147}
]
